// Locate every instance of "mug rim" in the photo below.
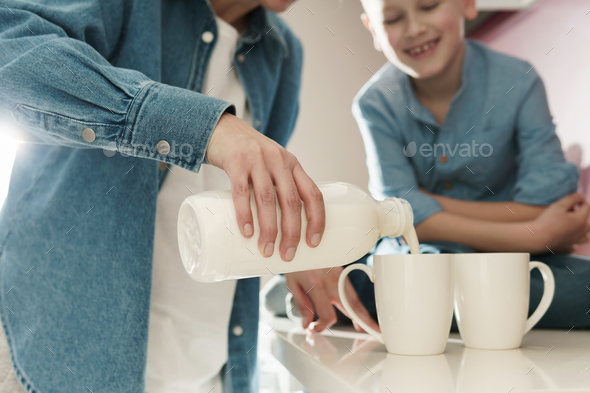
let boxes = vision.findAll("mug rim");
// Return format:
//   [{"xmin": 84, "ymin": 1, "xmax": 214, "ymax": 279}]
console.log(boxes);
[
  {"xmin": 373, "ymin": 253, "xmax": 452, "ymax": 262},
  {"xmin": 453, "ymin": 252, "xmax": 531, "ymax": 257}
]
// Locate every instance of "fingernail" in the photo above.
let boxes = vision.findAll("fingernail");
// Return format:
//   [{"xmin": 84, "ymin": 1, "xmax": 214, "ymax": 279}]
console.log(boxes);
[
  {"xmin": 264, "ymin": 242, "xmax": 274, "ymax": 257},
  {"xmin": 244, "ymin": 223, "xmax": 253, "ymax": 237},
  {"xmin": 285, "ymin": 247, "xmax": 296, "ymax": 261},
  {"xmin": 311, "ymin": 233, "xmax": 321, "ymax": 247}
]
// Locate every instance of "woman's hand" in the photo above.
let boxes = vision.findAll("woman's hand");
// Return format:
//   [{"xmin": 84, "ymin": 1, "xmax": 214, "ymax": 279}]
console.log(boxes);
[
  {"xmin": 529, "ymin": 193, "xmax": 590, "ymax": 254},
  {"xmin": 284, "ymin": 267, "xmax": 380, "ymax": 333},
  {"xmin": 206, "ymin": 113, "xmax": 325, "ymax": 261}
]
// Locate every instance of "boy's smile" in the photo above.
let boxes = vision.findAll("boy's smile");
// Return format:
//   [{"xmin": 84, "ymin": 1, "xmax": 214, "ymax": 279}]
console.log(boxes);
[
  {"xmin": 361, "ymin": 0, "xmax": 477, "ymax": 80},
  {"xmin": 403, "ymin": 37, "xmax": 440, "ymax": 59}
]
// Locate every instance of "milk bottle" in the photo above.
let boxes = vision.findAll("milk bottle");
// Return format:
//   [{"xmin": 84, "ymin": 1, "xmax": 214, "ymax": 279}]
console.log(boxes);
[{"xmin": 177, "ymin": 182, "xmax": 418, "ymax": 282}]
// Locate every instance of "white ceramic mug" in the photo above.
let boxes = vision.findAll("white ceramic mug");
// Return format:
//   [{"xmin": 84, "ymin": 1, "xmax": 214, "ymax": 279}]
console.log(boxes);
[
  {"xmin": 453, "ymin": 253, "xmax": 555, "ymax": 350},
  {"xmin": 338, "ymin": 254, "xmax": 454, "ymax": 355}
]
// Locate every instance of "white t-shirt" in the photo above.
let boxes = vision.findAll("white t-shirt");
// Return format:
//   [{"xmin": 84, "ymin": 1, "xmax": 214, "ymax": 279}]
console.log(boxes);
[{"xmin": 146, "ymin": 16, "xmax": 250, "ymax": 393}]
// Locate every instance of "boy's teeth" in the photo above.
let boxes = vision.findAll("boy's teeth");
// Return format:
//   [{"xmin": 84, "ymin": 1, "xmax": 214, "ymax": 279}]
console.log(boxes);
[{"xmin": 409, "ymin": 40, "xmax": 436, "ymax": 55}]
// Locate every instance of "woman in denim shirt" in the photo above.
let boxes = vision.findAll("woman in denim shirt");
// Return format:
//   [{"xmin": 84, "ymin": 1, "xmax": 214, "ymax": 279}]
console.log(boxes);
[{"xmin": 0, "ymin": 0, "xmax": 385, "ymax": 392}]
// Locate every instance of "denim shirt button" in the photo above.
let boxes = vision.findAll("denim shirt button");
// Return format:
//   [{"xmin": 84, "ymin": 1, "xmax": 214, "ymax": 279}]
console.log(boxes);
[
  {"xmin": 232, "ymin": 325, "xmax": 243, "ymax": 336},
  {"xmin": 237, "ymin": 54, "xmax": 246, "ymax": 63},
  {"xmin": 157, "ymin": 140, "xmax": 171, "ymax": 155},
  {"xmin": 201, "ymin": 31, "xmax": 214, "ymax": 44},
  {"xmin": 255, "ymin": 120, "xmax": 261, "ymax": 127},
  {"xmin": 82, "ymin": 128, "xmax": 96, "ymax": 143}
]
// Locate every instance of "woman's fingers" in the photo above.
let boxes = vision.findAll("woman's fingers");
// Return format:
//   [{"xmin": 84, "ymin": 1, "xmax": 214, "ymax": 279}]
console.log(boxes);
[
  {"xmin": 251, "ymin": 165, "xmax": 278, "ymax": 257},
  {"xmin": 352, "ymin": 320, "xmax": 362, "ymax": 332},
  {"xmin": 307, "ymin": 286, "xmax": 338, "ymax": 332},
  {"xmin": 293, "ymin": 163, "xmax": 325, "ymax": 248},
  {"xmin": 272, "ymin": 161, "xmax": 303, "ymax": 261},
  {"xmin": 229, "ymin": 172, "xmax": 254, "ymax": 238},
  {"xmin": 288, "ymin": 281, "xmax": 315, "ymax": 329}
]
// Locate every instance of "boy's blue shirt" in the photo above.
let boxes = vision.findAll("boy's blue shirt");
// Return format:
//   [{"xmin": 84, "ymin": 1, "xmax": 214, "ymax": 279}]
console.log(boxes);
[
  {"xmin": 353, "ymin": 40, "xmax": 578, "ymax": 225},
  {"xmin": 0, "ymin": 1, "xmax": 302, "ymax": 392}
]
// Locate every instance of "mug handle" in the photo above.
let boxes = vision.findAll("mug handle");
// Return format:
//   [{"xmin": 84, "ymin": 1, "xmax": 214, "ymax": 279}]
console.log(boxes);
[
  {"xmin": 338, "ymin": 264, "xmax": 384, "ymax": 344},
  {"xmin": 524, "ymin": 261, "xmax": 555, "ymax": 334}
]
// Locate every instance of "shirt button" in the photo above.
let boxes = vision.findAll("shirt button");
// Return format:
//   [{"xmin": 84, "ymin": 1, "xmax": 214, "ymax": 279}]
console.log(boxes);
[
  {"xmin": 159, "ymin": 161, "xmax": 167, "ymax": 172},
  {"xmin": 233, "ymin": 326, "xmax": 243, "ymax": 336},
  {"xmin": 82, "ymin": 128, "xmax": 96, "ymax": 143},
  {"xmin": 157, "ymin": 140, "xmax": 171, "ymax": 155},
  {"xmin": 237, "ymin": 54, "xmax": 246, "ymax": 63},
  {"xmin": 255, "ymin": 120, "xmax": 261, "ymax": 127},
  {"xmin": 201, "ymin": 31, "xmax": 214, "ymax": 43},
  {"xmin": 444, "ymin": 182, "xmax": 453, "ymax": 190},
  {"xmin": 440, "ymin": 155, "xmax": 448, "ymax": 164}
]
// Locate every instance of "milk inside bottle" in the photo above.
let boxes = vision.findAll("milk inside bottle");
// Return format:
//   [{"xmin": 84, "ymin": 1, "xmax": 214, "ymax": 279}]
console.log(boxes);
[{"xmin": 178, "ymin": 182, "xmax": 418, "ymax": 282}]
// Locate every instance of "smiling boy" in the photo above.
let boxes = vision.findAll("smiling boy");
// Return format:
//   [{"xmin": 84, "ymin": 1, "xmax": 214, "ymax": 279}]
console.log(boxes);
[{"xmin": 352, "ymin": 0, "xmax": 590, "ymax": 328}]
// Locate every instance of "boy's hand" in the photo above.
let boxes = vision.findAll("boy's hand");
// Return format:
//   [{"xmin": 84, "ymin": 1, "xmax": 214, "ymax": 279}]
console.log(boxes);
[
  {"xmin": 530, "ymin": 193, "xmax": 590, "ymax": 254},
  {"xmin": 284, "ymin": 268, "xmax": 380, "ymax": 333},
  {"xmin": 206, "ymin": 113, "xmax": 326, "ymax": 262}
]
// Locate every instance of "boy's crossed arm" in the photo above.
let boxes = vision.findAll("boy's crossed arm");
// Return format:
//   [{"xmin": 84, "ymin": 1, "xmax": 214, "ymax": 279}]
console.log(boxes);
[
  {"xmin": 416, "ymin": 70, "xmax": 590, "ymax": 254},
  {"xmin": 416, "ymin": 192, "xmax": 590, "ymax": 255},
  {"xmin": 421, "ymin": 189, "xmax": 544, "ymax": 222}
]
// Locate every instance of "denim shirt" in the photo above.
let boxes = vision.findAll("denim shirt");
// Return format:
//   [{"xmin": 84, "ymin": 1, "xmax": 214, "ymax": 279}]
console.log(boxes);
[
  {"xmin": 353, "ymin": 40, "xmax": 578, "ymax": 225},
  {"xmin": 0, "ymin": 1, "xmax": 302, "ymax": 392}
]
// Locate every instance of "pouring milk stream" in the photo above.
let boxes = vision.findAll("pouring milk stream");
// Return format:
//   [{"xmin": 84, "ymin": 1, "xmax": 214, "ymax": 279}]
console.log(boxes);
[{"xmin": 177, "ymin": 182, "xmax": 420, "ymax": 282}]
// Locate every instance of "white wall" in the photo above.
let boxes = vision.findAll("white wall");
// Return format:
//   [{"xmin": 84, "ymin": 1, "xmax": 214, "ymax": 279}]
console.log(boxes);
[{"xmin": 281, "ymin": 0, "xmax": 387, "ymax": 190}]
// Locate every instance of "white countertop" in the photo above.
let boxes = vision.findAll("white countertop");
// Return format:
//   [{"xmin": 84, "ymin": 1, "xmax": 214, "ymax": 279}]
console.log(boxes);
[{"xmin": 262, "ymin": 316, "xmax": 590, "ymax": 393}]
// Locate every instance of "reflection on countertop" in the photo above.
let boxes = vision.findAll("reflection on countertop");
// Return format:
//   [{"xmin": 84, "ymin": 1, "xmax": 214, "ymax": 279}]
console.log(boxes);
[{"xmin": 262, "ymin": 316, "xmax": 590, "ymax": 393}]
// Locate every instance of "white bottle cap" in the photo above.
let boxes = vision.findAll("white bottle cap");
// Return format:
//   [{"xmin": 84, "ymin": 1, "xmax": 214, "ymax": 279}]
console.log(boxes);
[{"xmin": 378, "ymin": 197, "xmax": 414, "ymax": 238}]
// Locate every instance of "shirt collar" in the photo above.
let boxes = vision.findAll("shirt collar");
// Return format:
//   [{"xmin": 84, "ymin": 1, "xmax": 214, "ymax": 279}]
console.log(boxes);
[{"xmin": 240, "ymin": 7, "xmax": 289, "ymax": 55}]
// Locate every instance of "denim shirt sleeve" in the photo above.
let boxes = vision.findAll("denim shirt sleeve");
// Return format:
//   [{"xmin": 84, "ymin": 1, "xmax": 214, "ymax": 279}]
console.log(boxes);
[
  {"xmin": 0, "ymin": 3, "xmax": 235, "ymax": 173},
  {"xmin": 353, "ymin": 91, "xmax": 442, "ymax": 225},
  {"xmin": 512, "ymin": 69, "xmax": 579, "ymax": 205}
]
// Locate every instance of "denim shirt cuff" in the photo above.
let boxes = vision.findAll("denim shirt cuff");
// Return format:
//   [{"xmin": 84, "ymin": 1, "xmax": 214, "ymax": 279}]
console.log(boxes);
[{"xmin": 120, "ymin": 81, "xmax": 236, "ymax": 172}]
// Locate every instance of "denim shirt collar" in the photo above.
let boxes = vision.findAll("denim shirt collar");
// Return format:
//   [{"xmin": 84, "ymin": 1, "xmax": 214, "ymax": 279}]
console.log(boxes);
[
  {"xmin": 241, "ymin": 6, "xmax": 289, "ymax": 57},
  {"xmin": 198, "ymin": 0, "xmax": 289, "ymax": 63},
  {"xmin": 400, "ymin": 41, "xmax": 476, "ymax": 128}
]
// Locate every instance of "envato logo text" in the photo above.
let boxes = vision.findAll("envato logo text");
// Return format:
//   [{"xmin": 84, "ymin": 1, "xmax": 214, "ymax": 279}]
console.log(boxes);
[{"xmin": 403, "ymin": 141, "xmax": 493, "ymax": 158}]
